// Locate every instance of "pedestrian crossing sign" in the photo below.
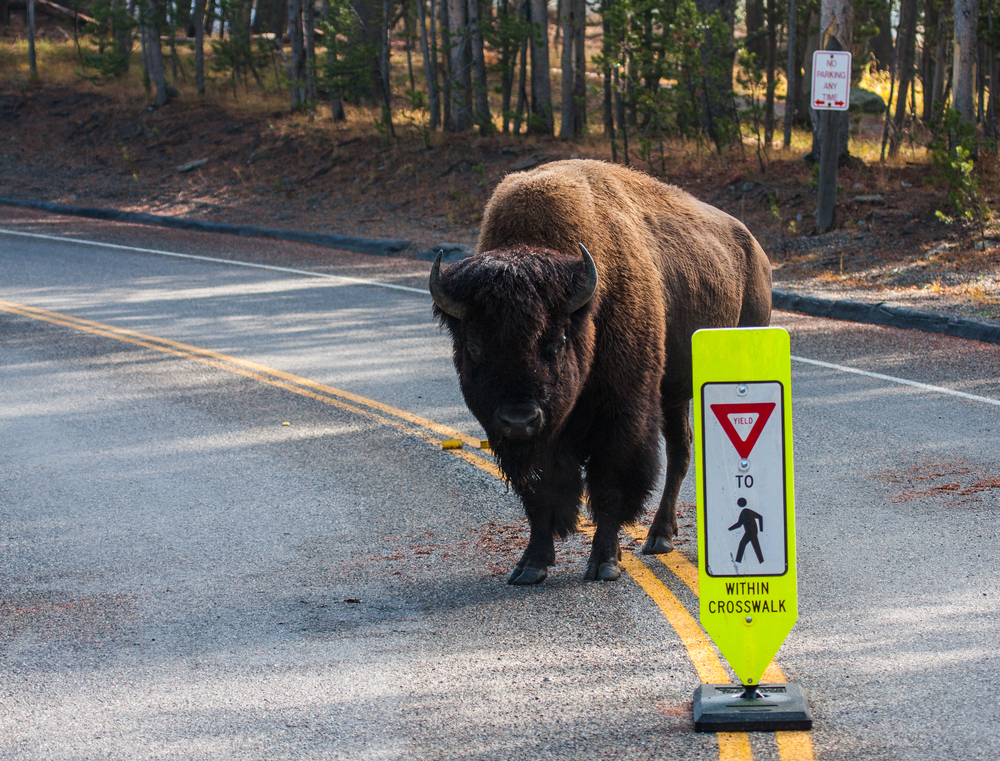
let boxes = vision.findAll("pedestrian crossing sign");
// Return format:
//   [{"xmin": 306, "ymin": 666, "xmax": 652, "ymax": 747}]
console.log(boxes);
[{"xmin": 692, "ymin": 327, "xmax": 798, "ymax": 688}]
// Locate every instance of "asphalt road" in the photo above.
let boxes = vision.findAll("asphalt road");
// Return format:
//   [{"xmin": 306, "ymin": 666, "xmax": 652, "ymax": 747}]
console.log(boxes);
[{"xmin": 1, "ymin": 212, "xmax": 998, "ymax": 760}]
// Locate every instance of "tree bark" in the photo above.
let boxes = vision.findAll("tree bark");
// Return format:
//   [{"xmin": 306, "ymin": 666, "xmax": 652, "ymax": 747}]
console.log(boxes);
[
  {"xmin": 746, "ymin": 0, "xmax": 765, "ymax": 60},
  {"xmin": 921, "ymin": 0, "xmax": 938, "ymax": 121},
  {"xmin": 889, "ymin": 0, "xmax": 918, "ymax": 156},
  {"xmin": 870, "ymin": 3, "xmax": 893, "ymax": 69},
  {"xmin": 448, "ymin": 0, "xmax": 473, "ymax": 130},
  {"xmin": 193, "ymin": 0, "xmax": 206, "ymax": 93},
  {"xmin": 288, "ymin": 0, "xmax": 307, "ymax": 108},
  {"xmin": 468, "ymin": 0, "xmax": 492, "ymax": 133},
  {"xmin": 559, "ymin": 0, "xmax": 574, "ymax": 138},
  {"xmin": 381, "ymin": 0, "xmax": 396, "ymax": 135},
  {"xmin": 932, "ymin": 2, "xmax": 951, "ymax": 119},
  {"xmin": 783, "ymin": 0, "xmax": 797, "ymax": 147},
  {"xmin": 305, "ymin": 0, "xmax": 317, "ymax": 103},
  {"xmin": 601, "ymin": 0, "xmax": 613, "ymax": 145},
  {"xmin": 417, "ymin": 0, "xmax": 440, "ymax": 129},
  {"xmin": 439, "ymin": 0, "xmax": 453, "ymax": 128},
  {"xmin": 146, "ymin": 6, "xmax": 170, "ymax": 106},
  {"xmin": 953, "ymin": 0, "xmax": 979, "ymax": 123},
  {"xmin": 573, "ymin": 0, "xmax": 585, "ymax": 136},
  {"xmin": 528, "ymin": 0, "xmax": 553, "ymax": 134},
  {"xmin": 27, "ymin": 0, "xmax": 37, "ymax": 81},
  {"xmin": 764, "ymin": 0, "xmax": 777, "ymax": 144}
]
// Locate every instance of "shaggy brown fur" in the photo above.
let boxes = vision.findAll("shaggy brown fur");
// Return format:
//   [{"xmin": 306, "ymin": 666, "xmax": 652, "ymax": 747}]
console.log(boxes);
[{"xmin": 432, "ymin": 159, "xmax": 771, "ymax": 584}]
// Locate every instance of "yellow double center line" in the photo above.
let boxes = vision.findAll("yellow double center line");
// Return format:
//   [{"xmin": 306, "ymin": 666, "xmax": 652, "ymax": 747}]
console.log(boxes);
[{"xmin": 1, "ymin": 299, "xmax": 815, "ymax": 760}]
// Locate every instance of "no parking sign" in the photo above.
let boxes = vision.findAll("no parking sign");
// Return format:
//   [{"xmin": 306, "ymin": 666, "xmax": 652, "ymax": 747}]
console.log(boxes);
[{"xmin": 691, "ymin": 327, "xmax": 810, "ymax": 731}]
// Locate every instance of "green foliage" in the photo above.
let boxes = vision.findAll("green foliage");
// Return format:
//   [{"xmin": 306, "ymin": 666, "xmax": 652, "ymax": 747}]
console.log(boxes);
[
  {"xmin": 593, "ymin": 0, "xmax": 738, "ymax": 158},
  {"xmin": 930, "ymin": 108, "xmax": 994, "ymax": 245},
  {"xmin": 318, "ymin": 0, "xmax": 375, "ymax": 104},
  {"xmin": 81, "ymin": 0, "xmax": 136, "ymax": 77}
]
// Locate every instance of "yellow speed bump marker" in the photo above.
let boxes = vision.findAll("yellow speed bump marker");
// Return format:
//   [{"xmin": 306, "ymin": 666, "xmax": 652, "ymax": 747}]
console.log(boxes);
[
  {"xmin": 441, "ymin": 439, "xmax": 464, "ymax": 450},
  {"xmin": 691, "ymin": 327, "xmax": 811, "ymax": 733}
]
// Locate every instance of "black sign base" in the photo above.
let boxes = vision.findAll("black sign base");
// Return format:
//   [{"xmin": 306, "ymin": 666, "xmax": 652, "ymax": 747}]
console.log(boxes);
[{"xmin": 693, "ymin": 683, "xmax": 812, "ymax": 732}]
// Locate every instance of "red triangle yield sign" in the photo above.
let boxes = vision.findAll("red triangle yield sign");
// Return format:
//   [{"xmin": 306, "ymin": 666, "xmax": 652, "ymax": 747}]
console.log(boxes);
[{"xmin": 710, "ymin": 403, "xmax": 776, "ymax": 459}]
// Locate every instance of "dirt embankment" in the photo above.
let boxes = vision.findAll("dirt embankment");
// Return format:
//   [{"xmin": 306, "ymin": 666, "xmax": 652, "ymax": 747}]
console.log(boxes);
[{"xmin": 2, "ymin": 80, "xmax": 999, "ymax": 325}]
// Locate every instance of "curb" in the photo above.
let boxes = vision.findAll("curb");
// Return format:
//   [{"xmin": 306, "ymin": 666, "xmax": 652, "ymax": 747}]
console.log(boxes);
[
  {"xmin": 0, "ymin": 197, "xmax": 412, "ymax": 258},
  {"xmin": 3, "ymin": 196, "xmax": 997, "ymax": 345},
  {"xmin": 772, "ymin": 289, "xmax": 1000, "ymax": 346}
]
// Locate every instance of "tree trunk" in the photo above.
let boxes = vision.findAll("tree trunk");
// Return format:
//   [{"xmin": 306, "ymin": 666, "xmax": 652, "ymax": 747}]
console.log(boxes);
[
  {"xmin": 815, "ymin": 0, "xmax": 852, "ymax": 234},
  {"xmin": 764, "ymin": 0, "xmax": 777, "ymax": 143},
  {"xmin": 559, "ymin": 0, "xmax": 574, "ymax": 138},
  {"xmin": 746, "ymin": 0, "xmax": 765, "ymax": 60},
  {"xmin": 573, "ymin": 0, "xmax": 585, "ymax": 136},
  {"xmin": 468, "ymin": 0, "xmax": 492, "ymax": 133},
  {"xmin": 783, "ymin": 0, "xmax": 797, "ymax": 147},
  {"xmin": 448, "ymin": 0, "xmax": 473, "ymax": 130},
  {"xmin": 194, "ymin": 0, "xmax": 206, "ymax": 93},
  {"xmin": 381, "ymin": 0, "xmax": 396, "ymax": 135},
  {"xmin": 932, "ymin": 4, "xmax": 950, "ymax": 119},
  {"xmin": 145, "ymin": 1, "xmax": 170, "ymax": 106},
  {"xmin": 889, "ymin": 0, "xmax": 918, "ymax": 156},
  {"xmin": 288, "ymin": 0, "xmax": 306, "ymax": 108},
  {"xmin": 513, "ymin": 14, "xmax": 529, "ymax": 133},
  {"xmin": 417, "ymin": 0, "xmax": 440, "ymax": 129},
  {"xmin": 305, "ymin": 0, "xmax": 316, "ymax": 103},
  {"xmin": 528, "ymin": 0, "xmax": 553, "ymax": 134},
  {"xmin": 870, "ymin": 3, "xmax": 893, "ymax": 69},
  {"xmin": 439, "ymin": 0, "xmax": 453, "ymax": 127},
  {"xmin": 953, "ymin": 0, "xmax": 979, "ymax": 124},
  {"xmin": 601, "ymin": 0, "xmax": 613, "ymax": 144},
  {"xmin": 498, "ymin": 0, "xmax": 514, "ymax": 132},
  {"xmin": 27, "ymin": 0, "xmax": 37, "ymax": 81},
  {"xmin": 921, "ymin": 0, "xmax": 938, "ymax": 121}
]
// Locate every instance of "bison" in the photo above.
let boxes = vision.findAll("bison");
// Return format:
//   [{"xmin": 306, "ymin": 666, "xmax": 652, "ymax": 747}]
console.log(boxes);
[{"xmin": 430, "ymin": 159, "xmax": 772, "ymax": 584}]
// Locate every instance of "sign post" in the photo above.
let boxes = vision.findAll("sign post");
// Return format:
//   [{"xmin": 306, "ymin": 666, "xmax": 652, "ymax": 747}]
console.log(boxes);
[{"xmin": 691, "ymin": 327, "xmax": 811, "ymax": 732}]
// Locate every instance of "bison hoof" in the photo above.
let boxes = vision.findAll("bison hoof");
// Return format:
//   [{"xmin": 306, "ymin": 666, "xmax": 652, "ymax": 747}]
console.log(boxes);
[
  {"xmin": 507, "ymin": 565, "xmax": 548, "ymax": 585},
  {"xmin": 641, "ymin": 534, "xmax": 675, "ymax": 555},
  {"xmin": 583, "ymin": 561, "xmax": 621, "ymax": 582}
]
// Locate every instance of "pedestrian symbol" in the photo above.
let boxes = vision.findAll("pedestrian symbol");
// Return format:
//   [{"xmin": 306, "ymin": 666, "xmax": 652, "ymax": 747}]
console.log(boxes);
[{"xmin": 729, "ymin": 499, "xmax": 764, "ymax": 564}]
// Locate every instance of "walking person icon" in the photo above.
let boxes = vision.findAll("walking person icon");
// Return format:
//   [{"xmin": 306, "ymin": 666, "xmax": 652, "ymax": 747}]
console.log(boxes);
[{"xmin": 729, "ymin": 498, "xmax": 764, "ymax": 564}]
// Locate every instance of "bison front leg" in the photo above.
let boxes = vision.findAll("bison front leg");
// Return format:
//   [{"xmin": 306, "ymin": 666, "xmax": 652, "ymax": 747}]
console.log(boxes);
[
  {"xmin": 583, "ymin": 520, "xmax": 622, "ymax": 581},
  {"xmin": 508, "ymin": 465, "xmax": 584, "ymax": 585},
  {"xmin": 507, "ymin": 520, "xmax": 557, "ymax": 585},
  {"xmin": 585, "ymin": 433, "xmax": 660, "ymax": 581},
  {"xmin": 643, "ymin": 404, "xmax": 692, "ymax": 555}
]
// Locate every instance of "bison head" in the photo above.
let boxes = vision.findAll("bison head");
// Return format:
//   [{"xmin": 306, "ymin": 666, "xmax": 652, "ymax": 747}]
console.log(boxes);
[{"xmin": 430, "ymin": 244, "xmax": 599, "ymax": 488}]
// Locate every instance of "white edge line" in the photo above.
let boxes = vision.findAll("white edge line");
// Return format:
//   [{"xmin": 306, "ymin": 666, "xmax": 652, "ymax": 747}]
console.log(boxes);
[
  {"xmin": 7, "ymin": 227, "xmax": 998, "ymax": 409},
  {"xmin": 0, "ymin": 227, "xmax": 430, "ymax": 295},
  {"xmin": 792, "ymin": 355, "xmax": 1000, "ymax": 407}
]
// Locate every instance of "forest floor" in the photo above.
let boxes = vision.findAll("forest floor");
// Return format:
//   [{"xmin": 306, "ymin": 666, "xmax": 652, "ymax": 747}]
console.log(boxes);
[{"xmin": 2, "ymin": 76, "xmax": 1000, "ymax": 326}]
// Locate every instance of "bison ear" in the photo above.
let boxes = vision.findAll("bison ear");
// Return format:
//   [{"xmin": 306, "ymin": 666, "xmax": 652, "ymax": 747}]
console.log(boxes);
[
  {"xmin": 567, "ymin": 243, "xmax": 599, "ymax": 313},
  {"xmin": 429, "ymin": 251, "xmax": 468, "ymax": 320}
]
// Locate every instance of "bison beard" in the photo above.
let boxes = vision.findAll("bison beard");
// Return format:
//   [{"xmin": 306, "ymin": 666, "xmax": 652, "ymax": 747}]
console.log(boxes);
[{"xmin": 431, "ymin": 159, "xmax": 772, "ymax": 585}]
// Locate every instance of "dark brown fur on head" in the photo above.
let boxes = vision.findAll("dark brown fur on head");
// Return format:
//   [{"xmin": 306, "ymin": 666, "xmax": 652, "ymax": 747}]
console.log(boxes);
[{"xmin": 434, "ymin": 245, "xmax": 597, "ymax": 494}]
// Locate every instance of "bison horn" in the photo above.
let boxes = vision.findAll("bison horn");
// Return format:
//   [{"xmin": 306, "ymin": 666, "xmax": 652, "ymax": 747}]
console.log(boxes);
[
  {"xmin": 567, "ymin": 243, "xmax": 599, "ymax": 313},
  {"xmin": 429, "ymin": 250, "xmax": 467, "ymax": 320}
]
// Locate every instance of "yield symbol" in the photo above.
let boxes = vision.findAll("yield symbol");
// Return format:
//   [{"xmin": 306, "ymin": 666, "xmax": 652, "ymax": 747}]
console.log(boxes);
[{"xmin": 710, "ymin": 403, "xmax": 776, "ymax": 459}]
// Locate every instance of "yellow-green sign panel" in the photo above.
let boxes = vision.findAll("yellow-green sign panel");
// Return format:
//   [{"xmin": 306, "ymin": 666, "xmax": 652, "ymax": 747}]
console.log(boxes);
[{"xmin": 693, "ymin": 327, "xmax": 797, "ymax": 687}]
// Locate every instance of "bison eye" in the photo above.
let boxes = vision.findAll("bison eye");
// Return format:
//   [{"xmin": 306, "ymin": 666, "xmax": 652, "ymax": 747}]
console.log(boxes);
[
  {"xmin": 467, "ymin": 341, "xmax": 483, "ymax": 361},
  {"xmin": 550, "ymin": 334, "xmax": 568, "ymax": 354}
]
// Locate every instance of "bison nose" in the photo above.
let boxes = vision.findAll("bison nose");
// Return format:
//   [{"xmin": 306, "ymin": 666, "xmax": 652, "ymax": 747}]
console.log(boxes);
[{"xmin": 495, "ymin": 405, "xmax": 543, "ymax": 440}]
